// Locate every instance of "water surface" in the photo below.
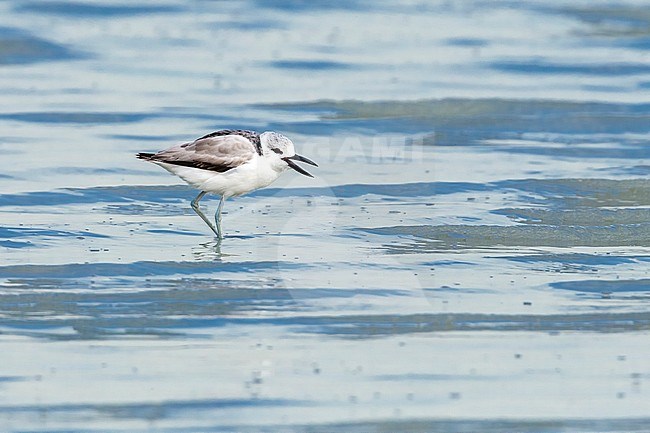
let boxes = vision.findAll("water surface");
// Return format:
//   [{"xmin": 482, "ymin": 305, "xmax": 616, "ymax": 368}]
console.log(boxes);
[{"xmin": 1, "ymin": 1, "xmax": 649, "ymax": 431}]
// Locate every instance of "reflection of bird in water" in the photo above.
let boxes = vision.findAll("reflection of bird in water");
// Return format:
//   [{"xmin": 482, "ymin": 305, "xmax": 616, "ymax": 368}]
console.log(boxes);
[
  {"xmin": 137, "ymin": 129, "xmax": 318, "ymax": 239},
  {"xmin": 193, "ymin": 239, "xmax": 225, "ymax": 261}
]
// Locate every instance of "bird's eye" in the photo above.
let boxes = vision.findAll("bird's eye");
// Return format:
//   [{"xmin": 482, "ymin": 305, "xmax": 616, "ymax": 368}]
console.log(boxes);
[{"xmin": 272, "ymin": 148, "xmax": 283, "ymax": 154}]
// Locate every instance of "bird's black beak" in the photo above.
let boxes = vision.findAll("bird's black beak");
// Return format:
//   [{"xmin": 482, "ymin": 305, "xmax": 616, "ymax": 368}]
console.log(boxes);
[{"xmin": 282, "ymin": 154, "xmax": 318, "ymax": 178}]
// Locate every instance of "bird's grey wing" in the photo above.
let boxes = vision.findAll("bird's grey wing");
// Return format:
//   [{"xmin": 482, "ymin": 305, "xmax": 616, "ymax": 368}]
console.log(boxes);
[{"xmin": 148, "ymin": 134, "xmax": 257, "ymax": 172}]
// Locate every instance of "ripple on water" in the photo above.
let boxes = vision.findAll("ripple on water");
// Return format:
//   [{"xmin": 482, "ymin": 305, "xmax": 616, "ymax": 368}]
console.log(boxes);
[
  {"xmin": 265, "ymin": 98, "xmax": 650, "ymax": 141},
  {"xmin": 14, "ymin": 2, "xmax": 184, "ymax": 17},
  {"xmin": 0, "ymin": 26, "xmax": 83, "ymax": 65},
  {"xmin": 364, "ymin": 223, "xmax": 650, "ymax": 251}
]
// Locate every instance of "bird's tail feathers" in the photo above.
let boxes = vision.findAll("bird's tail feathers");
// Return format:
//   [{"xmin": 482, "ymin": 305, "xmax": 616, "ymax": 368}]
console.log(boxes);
[{"xmin": 136, "ymin": 152, "xmax": 156, "ymax": 160}]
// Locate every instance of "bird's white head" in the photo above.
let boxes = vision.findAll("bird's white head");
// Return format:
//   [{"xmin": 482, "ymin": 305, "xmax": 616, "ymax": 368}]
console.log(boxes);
[
  {"xmin": 260, "ymin": 131, "xmax": 318, "ymax": 177},
  {"xmin": 261, "ymin": 132, "xmax": 295, "ymax": 159}
]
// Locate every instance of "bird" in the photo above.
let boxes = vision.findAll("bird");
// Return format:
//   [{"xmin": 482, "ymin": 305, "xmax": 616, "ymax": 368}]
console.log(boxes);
[{"xmin": 137, "ymin": 129, "xmax": 318, "ymax": 239}]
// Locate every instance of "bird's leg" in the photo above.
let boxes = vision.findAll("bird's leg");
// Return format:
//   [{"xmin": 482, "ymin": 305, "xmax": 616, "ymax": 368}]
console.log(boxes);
[
  {"xmin": 190, "ymin": 191, "xmax": 219, "ymax": 236},
  {"xmin": 214, "ymin": 196, "xmax": 226, "ymax": 240}
]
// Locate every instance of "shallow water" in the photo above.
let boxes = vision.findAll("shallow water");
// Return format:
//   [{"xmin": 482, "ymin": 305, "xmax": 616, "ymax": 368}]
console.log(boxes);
[{"xmin": 1, "ymin": 1, "xmax": 650, "ymax": 432}]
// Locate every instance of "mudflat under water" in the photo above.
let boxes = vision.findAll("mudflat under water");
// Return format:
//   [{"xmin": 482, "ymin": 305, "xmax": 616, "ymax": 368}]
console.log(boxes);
[{"xmin": 1, "ymin": 1, "xmax": 649, "ymax": 432}]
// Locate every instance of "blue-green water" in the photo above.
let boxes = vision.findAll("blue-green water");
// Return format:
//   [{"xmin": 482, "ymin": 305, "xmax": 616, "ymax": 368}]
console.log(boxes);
[{"xmin": 1, "ymin": 1, "xmax": 649, "ymax": 431}]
